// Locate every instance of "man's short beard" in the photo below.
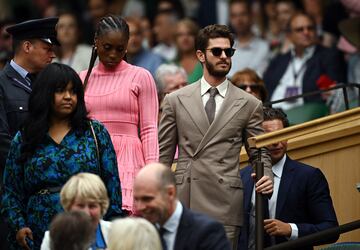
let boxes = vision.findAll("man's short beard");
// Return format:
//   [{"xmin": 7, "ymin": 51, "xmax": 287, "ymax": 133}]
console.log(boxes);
[{"xmin": 205, "ymin": 55, "xmax": 231, "ymax": 78}]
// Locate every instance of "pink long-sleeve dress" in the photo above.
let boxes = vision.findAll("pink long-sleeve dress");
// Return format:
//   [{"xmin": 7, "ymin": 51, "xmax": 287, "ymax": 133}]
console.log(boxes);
[{"xmin": 80, "ymin": 60, "xmax": 159, "ymax": 212}]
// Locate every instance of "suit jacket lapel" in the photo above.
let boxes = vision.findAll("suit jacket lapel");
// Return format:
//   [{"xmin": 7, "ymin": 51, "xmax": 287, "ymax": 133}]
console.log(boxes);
[
  {"xmin": 275, "ymin": 157, "xmax": 295, "ymax": 218},
  {"xmin": 194, "ymin": 82, "xmax": 247, "ymax": 156},
  {"xmin": 242, "ymin": 167, "xmax": 255, "ymax": 216},
  {"xmin": 4, "ymin": 63, "xmax": 32, "ymax": 93},
  {"xmin": 178, "ymin": 81, "xmax": 209, "ymax": 136},
  {"xmin": 174, "ymin": 207, "xmax": 192, "ymax": 250}
]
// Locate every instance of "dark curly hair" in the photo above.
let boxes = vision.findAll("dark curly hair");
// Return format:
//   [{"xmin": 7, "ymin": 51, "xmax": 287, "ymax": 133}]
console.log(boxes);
[
  {"xmin": 19, "ymin": 63, "xmax": 89, "ymax": 164},
  {"xmin": 263, "ymin": 107, "xmax": 290, "ymax": 128},
  {"xmin": 195, "ymin": 24, "xmax": 234, "ymax": 52}
]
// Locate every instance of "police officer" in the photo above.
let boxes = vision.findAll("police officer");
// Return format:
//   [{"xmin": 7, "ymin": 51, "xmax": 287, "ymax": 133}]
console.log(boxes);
[{"xmin": 0, "ymin": 17, "xmax": 58, "ymax": 250}]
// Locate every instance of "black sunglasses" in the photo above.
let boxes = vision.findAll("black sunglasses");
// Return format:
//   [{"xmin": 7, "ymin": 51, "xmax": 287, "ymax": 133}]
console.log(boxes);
[
  {"xmin": 292, "ymin": 25, "xmax": 315, "ymax": 33},
  {"xmin": 237, "ymin": 83, "xmax": 261, "ymax": 92},
  {"xmin": 206, "ymin": 47, "xmax": 236, "ymax": 57}
]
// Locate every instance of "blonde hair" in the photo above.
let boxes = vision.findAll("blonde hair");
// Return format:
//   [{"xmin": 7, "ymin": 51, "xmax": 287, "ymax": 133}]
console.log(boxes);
[
  {"xmin": 108, "ymin": 218, "xmax": 162, "ymax": 250},
  {"xmin": 60, "ymin": 172, "xmax": 109, "ymax": 216}
]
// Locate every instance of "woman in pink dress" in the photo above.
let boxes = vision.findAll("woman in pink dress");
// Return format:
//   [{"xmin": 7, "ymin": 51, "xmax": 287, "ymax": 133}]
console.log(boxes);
[{"xmin": 79, "ymin": 15, "xmax": 159, "ymax": 214}]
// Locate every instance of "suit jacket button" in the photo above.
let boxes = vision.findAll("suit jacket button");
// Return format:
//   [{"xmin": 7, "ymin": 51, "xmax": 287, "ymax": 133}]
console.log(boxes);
[
  {"xmin": 187, "ymin": 177, "xmax": 191, "ymax": 183},
  {"xmin": 218, "ymin": 178, "xmax": 224, "ymax": 184}
]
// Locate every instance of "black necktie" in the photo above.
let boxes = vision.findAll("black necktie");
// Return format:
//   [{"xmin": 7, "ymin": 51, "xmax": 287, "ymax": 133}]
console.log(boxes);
[
  {"xmin": 205, "ymin": 87, "xmax": 219, "ymax": 124},
  {"xmin": 159, "ymin": 227, "xmax": 168, "ymax": 250},
  {"xmin": 26, "ymin": 73, "xmax": 36, "ymax": 86}
]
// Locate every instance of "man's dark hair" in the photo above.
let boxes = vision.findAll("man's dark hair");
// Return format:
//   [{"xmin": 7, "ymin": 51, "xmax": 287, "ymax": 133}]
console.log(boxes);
[
  {"xmin": 195, "ymin": 24, "xmax": 234, "ymax": 52},
  {"xmin": 263, "ymin": 107, "xmax": 290, "ymax": 128}
]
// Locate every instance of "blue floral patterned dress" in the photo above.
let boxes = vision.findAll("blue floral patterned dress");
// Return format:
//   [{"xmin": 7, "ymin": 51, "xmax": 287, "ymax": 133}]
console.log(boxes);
[{"xmin": 1, "ymin": 120, "xmax": 122, "ymax": 250}]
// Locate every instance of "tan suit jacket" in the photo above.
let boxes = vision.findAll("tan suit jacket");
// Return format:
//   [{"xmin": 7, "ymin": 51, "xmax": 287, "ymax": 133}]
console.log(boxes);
[{"xmin": 159, "ymin": 80, "xmax": 272, "ymax": 226}]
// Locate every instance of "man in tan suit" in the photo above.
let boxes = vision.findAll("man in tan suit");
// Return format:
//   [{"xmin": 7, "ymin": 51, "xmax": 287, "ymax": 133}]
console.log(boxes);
[{"xmin": 158, "ymin": 24, "xmax": 273, "ymax": 249}]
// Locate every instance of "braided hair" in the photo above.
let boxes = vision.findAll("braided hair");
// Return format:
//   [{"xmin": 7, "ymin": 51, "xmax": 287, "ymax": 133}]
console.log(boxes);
[{"xmin": 83, "ymin": 15, "xmax": 129, "ymax": 90}]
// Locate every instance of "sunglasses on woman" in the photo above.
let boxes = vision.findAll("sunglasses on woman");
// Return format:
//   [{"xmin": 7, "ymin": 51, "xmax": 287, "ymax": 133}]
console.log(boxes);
[
  {"xmin": 206, "ymin": 47, "xmax": 236, "ymax": 57},
  {"xmin": 237, "ymin": 83, "xmax": 261, "ymax": 92}
]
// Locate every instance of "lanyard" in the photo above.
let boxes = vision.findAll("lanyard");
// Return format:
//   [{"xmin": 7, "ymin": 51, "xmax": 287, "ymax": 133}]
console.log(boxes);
[{"xmin": 291, "ymin": 56, "xmax": 307, "ymax": 86}]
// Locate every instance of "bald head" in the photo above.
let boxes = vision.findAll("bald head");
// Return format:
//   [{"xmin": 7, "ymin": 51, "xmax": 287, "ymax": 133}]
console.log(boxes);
[
  {"xmin": 133, "ymin": 163, "xmax": 177, "ymax": 225},
  {"xmin": 136, "ymin": 163, "xmax": 176, "ymax": 193}
]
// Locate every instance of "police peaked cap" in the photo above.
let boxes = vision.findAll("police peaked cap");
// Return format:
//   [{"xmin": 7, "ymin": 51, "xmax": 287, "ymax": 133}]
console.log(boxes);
[{"xmin": 6, "ymin": 17, "xmax": 60, "ymax": 45}]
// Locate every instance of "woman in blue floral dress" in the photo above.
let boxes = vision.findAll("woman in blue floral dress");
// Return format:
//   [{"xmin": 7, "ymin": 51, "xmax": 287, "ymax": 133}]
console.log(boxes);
[{"xmin": 1, "ymin": 63, "xmax": 123, "ymax": 250}]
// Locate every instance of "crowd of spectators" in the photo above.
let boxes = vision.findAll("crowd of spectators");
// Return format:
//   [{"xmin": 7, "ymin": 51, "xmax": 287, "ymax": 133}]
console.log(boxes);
[
  {"xmin": 0, "ymin": 0, "xmax": 357, "ymax": 249},
  {"xmin": 0, "ymin": 0, "xmax": 358, "ymax": 114}
]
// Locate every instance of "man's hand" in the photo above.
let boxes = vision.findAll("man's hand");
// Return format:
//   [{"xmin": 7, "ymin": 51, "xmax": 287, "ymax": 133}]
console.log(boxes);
[
  {"xmin": 264, "ymin": 219, "xmax": 291, "ymax": 237},
  {"xmin": 252, "ymin": 173, "xmax": 273, "ymax": 194},
  {"xmin": 16, "ymin": 227, "xmax": 33, "ymax": 250}
]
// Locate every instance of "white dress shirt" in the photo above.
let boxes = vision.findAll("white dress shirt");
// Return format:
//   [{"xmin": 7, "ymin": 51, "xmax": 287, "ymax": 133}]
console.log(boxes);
[
  {"xmin": 271, "ymin": 46, "xmax": 315, "ymax": 110},
  {"xmin": 200, "ymin": 76, "xmax": 228, "ymax": 119},
  {"xmin": 161, "ymin": 201, "xmax": 183, "ymax": 250},
  {"xmin": 249, "ymin": 154, "xmax": 298, "ymax": 247}
]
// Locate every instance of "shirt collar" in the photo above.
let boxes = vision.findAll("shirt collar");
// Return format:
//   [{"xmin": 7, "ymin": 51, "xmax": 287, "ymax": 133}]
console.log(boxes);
[
  {"xmin": 200, "ymin": 76, "xmax": 228, "ymax": 98},
  {"xmin": 10, "ymin": 60, "xmax": 29, "ymax": 79},
  {"xmin": 290, "ymin": 45, "xmax": 315, "ymax": 60},
  {"xmin": 272, "ymin": 154, "xmax": 287, "ymax": 178},
  {"xmin": 163, "ymin": 200, "xmax": 183, "ymax": 233}
]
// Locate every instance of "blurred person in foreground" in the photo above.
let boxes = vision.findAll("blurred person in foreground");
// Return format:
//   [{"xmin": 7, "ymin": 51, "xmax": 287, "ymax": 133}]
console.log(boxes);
[
  {"xmin": 48, "ymin": 211, "xmax": 95, "ymax": 250},
  {"xmin": 133, "ymin": 162, "xmax": 231, "ymax": 250},
  {"xmin": 41, "ymin": 172, "xmax": 116, "ymax": 250},
  {"xmin": 2, "ymin": 63, "xmax": 122, "ymax": 249},
  {"xmin": 108, "ymin": 217, "xmax": 162, "ymax": 250}
]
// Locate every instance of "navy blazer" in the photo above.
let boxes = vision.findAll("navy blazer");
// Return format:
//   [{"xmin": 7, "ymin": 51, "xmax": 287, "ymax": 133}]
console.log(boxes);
[
  {"xmin": 239, "ymin": 156, "xmax": 339, "ymax": 250},
  {"xmin": 263, "ymin": 45, "xmax": 346, "ymax": 103},
  {"xmin": 174, "ymin": 206, "xmax": 231, "ymax": 250}
]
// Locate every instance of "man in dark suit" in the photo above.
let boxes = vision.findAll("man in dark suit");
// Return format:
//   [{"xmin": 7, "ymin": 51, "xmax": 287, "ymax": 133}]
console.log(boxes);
[
  {"xmin": 158, "ymin": 24, "xmax": 273, "ymax": 250},
  {"xmin": 0, "ymin": 17, "xmax": 58, "ymax": 172},
  {"xmin": 263, "ymin": 12, "xmax": 346, "ymax": 110},
  {"xmin": 239, "ymin": 108, "xmax": 339, "ymax": 250},
  {"xmin": 134, "ymin": 162, "xmax": 231, "ymax": 250}
]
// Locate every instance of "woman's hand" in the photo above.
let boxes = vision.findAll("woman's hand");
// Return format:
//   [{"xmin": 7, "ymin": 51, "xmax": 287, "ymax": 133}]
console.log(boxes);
[{"xmin": 16, "ymin": 227, "xmax": 33, "ymax": 250}]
